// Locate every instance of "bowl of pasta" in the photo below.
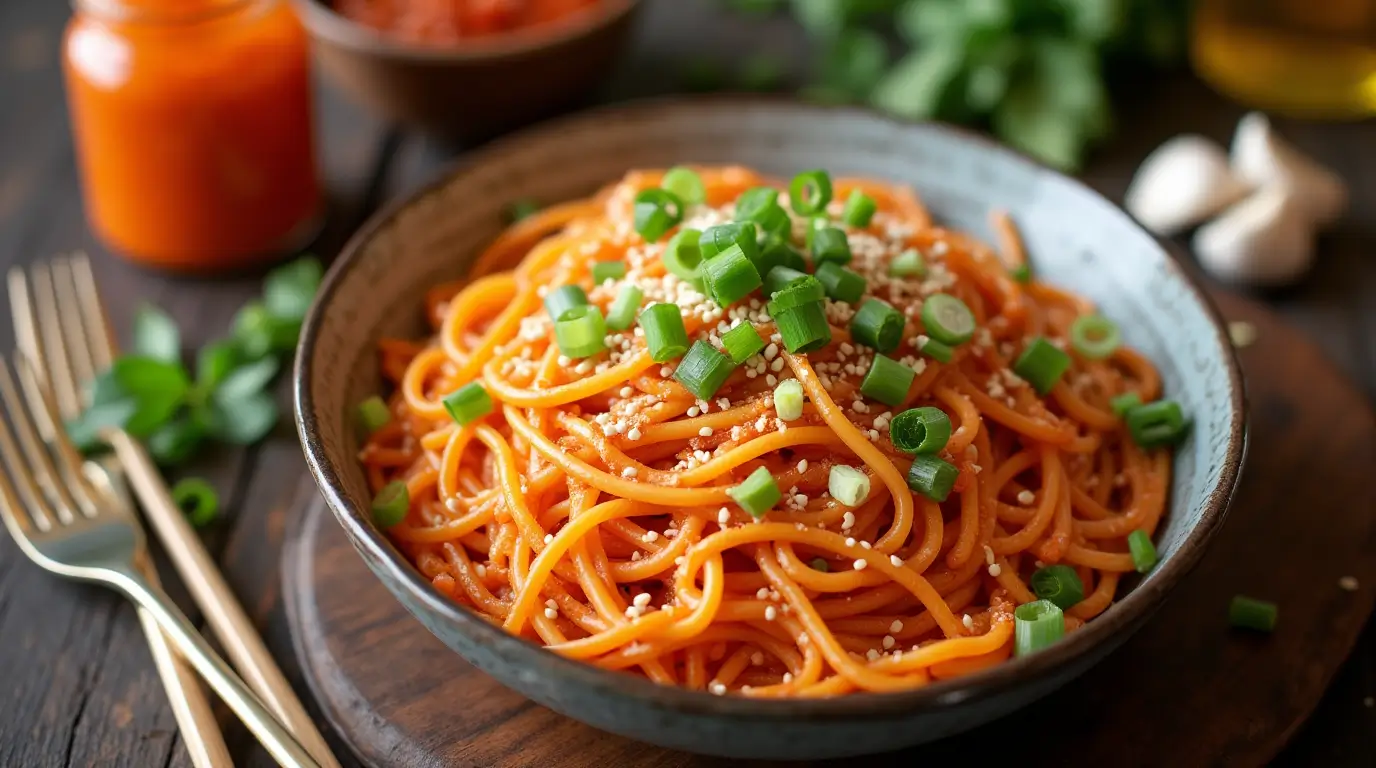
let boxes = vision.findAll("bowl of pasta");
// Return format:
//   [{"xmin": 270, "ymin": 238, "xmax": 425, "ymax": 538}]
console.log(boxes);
[{"xmin": 294, "ymin": 98, "xmax": 1246, "ymax": 759}]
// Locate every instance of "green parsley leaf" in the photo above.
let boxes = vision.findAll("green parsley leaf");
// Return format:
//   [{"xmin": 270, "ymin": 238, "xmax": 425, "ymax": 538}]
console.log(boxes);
[
  {"xmin": 818, "ymin": 28, "xmax": 889, "ymax": 101},
  {"xmin": 209, "ymin": 390, "xmax": 278, "ymax": 445},
  {"xmin": 870, "ymin": 42, "xmax": 969, "ymax": 120},
  {"xmin": 263, "ymin": 256, "xmax": 323, "ymax": 322},
  {"xmin": 214, "ymin": 357, "xmax": 279, "ymax": 404},
  {"xmin": 132, "ymin": 304, "xmax": 180, "ymax": 363},
  {"xmin": 66, "ymin": 400, "xmax": 138, "ymax": 452},
  {"xmin": 147, "ymin": 417, "xmax": 206, "ymax": 466},
  {"xmin": 232, "ymin": 302, "xmax": 301, "ymax": 360},
  {"xmin": 110, "ymin": 356, "xmax": 191, "ymax": 437},
  {"xmin": 195, "ymin": 340, "xmax": 241, "ymax": 391},
  {"xmin": 993, "ymin": 72, "xmax": 1086, "ymax": 171}
]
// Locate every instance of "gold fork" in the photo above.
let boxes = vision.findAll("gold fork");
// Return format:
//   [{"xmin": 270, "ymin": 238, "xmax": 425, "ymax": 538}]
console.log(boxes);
[
  {"xmin": 8, "ymin": 262, "xmax": 231, "ymax": 768},
  {"xmin": 0, "ymin": 357, "xmax": 320, "ymax": 767},
  {"xmin": 10, "ymin": 254, "xmax": 339, "ymax": 767}
]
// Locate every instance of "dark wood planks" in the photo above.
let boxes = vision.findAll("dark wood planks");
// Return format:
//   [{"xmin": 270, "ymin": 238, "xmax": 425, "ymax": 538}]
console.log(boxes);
[{"xmin": 280, "ymin": 291, "xmax": 1376, "ymax": 768}]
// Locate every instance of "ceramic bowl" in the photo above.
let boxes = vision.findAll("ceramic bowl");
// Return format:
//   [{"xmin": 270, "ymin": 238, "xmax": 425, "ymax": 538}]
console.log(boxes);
[
  {"xmin": 292, "ymin": 0, "xmax": 640, "ymax": 140},
  {"xmin": 294, "ymin": 98, "xmax": 1246, "ymax": 760}
]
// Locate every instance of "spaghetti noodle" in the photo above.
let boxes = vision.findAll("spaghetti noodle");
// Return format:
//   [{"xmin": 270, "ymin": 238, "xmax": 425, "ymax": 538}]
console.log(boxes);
[{"xmin": 358, "ymin": 166, "xmax": 1185, "ymax": 697}]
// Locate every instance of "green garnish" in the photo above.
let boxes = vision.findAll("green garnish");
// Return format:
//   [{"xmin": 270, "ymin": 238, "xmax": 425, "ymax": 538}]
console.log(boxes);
[{"xmin": 171, "ymin": 477, "xmax": 218, "ymax": 529}]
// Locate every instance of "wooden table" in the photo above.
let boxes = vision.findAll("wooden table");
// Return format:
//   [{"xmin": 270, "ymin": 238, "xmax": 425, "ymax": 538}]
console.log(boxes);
[{"xmin": 0, "ymin": 2, "xmax": 1371, "ymax": 766}]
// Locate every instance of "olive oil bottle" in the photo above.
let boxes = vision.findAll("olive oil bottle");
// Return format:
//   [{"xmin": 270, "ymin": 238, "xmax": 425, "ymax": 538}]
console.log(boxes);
[{"xmin": 1193, "ymin": 0, "xmax": 1376, "ymax": 117}]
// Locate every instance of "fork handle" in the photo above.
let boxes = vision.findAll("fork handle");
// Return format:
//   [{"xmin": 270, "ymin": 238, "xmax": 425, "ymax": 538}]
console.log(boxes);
[{"xmin": 106, "ymin": 566, "xmax": 321, "ymax": 768}]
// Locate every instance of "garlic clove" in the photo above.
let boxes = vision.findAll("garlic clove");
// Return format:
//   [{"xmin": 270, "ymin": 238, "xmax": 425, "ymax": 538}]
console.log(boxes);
[
  {"xmin": 1193, "ymin": 186, "xmax": 1316, "ymax": 287},
  {"xmin": 1230, "ymin": 112, "xmax": 1347, "ymax": 226},
  {"xmin": 1124, "ymin": 135, "xmax": 1251, "ymax": 235}
]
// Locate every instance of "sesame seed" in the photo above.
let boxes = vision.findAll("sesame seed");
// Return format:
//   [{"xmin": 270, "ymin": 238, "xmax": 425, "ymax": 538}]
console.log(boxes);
[
  {"xmin": 751, "ymin": 652, "xmax": 765, "ymax": 666},
  {"xmin": 842, "ymin": 511, "xmax": 856, "ymax": 530},
  {"xmin": 1017, "ymin": 490, "xmax": 1036, "ymax": 505},
  {"xmin": 962, "ymin": 614, "xmax": 974, "ymax": 630},
  {"xmin": 644, "ymin": 530, "xmax": 659, "ymax": 542},
  {"xmin": 699, "ymin": 426, "xmax": 714, "ymax": 437},
  {"xmin": 687, "ymin": 406, "xmax": 700, "ymax": 417},
  {"xmin": 718, "ymin": 508, "xmax": 731, "ymax": 525},
  {"xmin": 474, "ymin": 564, "xmax": 487, "ymax": 578},
  {"xmin": 660, "ymin": 365, "xmax": 672, "ymax": 377},
  {"xmin": 1339, "ymin": 576, "xmax": 1360, "ymax": 591},
  {"xmin": 546, "ymin": 599, "xmax": 557, "ymax": 609},
  {"xmin": 983, "ymin": 545, "xmax": 995, "ymax": 566},
  {"xmin": 765, "ymin": 605, "xmax": 779, "ymax": 621},
  {"xmin": 627, "ymin": 427, "xmax": 642, "ymax": 440},
  {"xmin": 988, "ymin": 563, "xmax": 1003, "ymax": 577},
  {"xmin": 845, "ymin": 537, "xmax": 857, "ymax": 547},
  {"xmin": 633, "ymin": 592, "xmax": 652, "ymax": 608},
  {"xmin": 709, "ymin": 682, "xmax": 727, "ymax": 696},
  {"xmin": 890, "ymin": 555, "xmax": 904, "ymax": 567},
  {"xmin": 756, "ymin": 587, "xmax": 770, "ymax": 600},
  {"xmin": 543, "ymin": 533, "xmax": 554, "ymax": 545},
  {"xmin": 631, "ymin": 551, "xmax": 641, "ymax": 561},
  {"xmin": 882, "ymin": 635, "xmax": 895, "ymax": 649},
  {"xmin": 619, "ymin": 386, "xmax": 634, "ymax": 397},
  {"xmin": 544, "ymin": 608, "xmax": 558, "ymax": 619},
  {"xmin": 890, "ymin": 619, "xmax": 903, "ymax": 633},
  {"xmin": 859, "ymin": 541, "xmax": 871, "ymax": 550},
  {"xmin": 866, "ymin": 649, "xmax": 881, "ymax": 662},
  {"xmin": 782, "ymin": 673, "xmax": 793, "ymax": 683},
  {"xmin": 621, "ymin": 466, "xmax": 638, "ymax": 478},
  {"xmin": 797, "ymin": 459, "xmax": 809, "ymax": 473},
  {"xmin": 557, "ymin": 355, "xmax": 571, "ymax": 366},
  {"xmin": 854, "ymin": 558, "xmax": 868, "ymax": 571}
]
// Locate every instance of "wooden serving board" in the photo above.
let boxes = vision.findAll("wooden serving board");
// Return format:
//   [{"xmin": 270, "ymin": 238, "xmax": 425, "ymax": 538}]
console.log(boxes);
[{"xmin": 282, "ymin": 292, "xmax": 1376, "ymax": 768}]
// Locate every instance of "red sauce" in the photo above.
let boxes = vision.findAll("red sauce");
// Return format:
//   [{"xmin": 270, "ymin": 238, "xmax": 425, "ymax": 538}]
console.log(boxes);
[{"xmin": 334, "ymin": 0, "xmax": 603, "ymax": 44}]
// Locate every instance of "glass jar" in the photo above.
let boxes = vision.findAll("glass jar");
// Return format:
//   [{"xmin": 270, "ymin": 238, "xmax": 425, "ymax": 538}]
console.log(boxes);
[
  {"xmin": 64, "ymin": 0, "xmax": 321, "ymax": 272},
  {"xmin": 1193, "ymin": 0, "xmax": 1376, "ymax": 118}
]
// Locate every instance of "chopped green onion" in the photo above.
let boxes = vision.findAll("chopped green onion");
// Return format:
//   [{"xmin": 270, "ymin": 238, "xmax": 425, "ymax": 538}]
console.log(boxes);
[
  {"xmin": 590, "ymin": 260, "xmax": 626, "ymax": 285},
  {"xmin": 907, "ymin": 453, "xmax": 958, "ymax": 502},
  {"xmin": 850, "ymin": 298, "xmax": 905, "ymax": 353},
  {"xmin": 544, "ymin": 284, "xmax": 588, "ymax": 322},
  {"xmin": 889, "ymin": 249, "xmax": 927, "ymax": 278},
  {"xmin": 888, "ymin": 406, "xmax": 951, "ymax": 454},
  {"xmin": 920, "ymin": 294, "xmax": 976, "ymax": 346},
  {"xmin": 811, "ymin": 557, "xmax": 829, "ymax": 572},
  {"xmin": 1070, "ymin": 315, "xmax": 1122, "ymax": 360},
  {"xmin": 1109, "ymin": 392, "xmax": 1142, "ymax": 418},
  {"xmin": 443, "ymin": 381, "xmax": 494, "ymax": 426},
  {"xmin": 828, "ymin": 465, "xmax": 870, "ymax": 507},
  {"xmin": 633, "ymin": 188, "xmax": 684, "ymax": 242},
  {"xmin": 664, "ymin": 229, "xmax": 705, "ymax": 289},
  {"xmin": 1013, "ymin": 337, "xmax": 1071, "ymax": 395},
  {"xmin": 766, "ymin": 277, "xmax": 826, "ymax": 314},
  {"xmin": 701, "ymin": 243, "xmax": 763, "ymax": 306},
  {"xmin": 1127, "ymin": 529, "xmax": 1158, "ymax": 573},
  {"xmin": 1010, "ymin": 264, "xmax": 1031, "ymax": 283},
  {"xmin": 639, "ymin": 303, "xmax": 690, "ymax": 362},
  {"xmin": 810, "ymin": 227, "xmax": 852, "ymax": 266},
  {"xmin": 606, "ymin": 284, "xmax": 643, "ymax": 331},
  {"xmin": 765, "ymin": 266, "xmax": 811, "ymax": 297},
  {"xmin": 371, "ymin": 480, "xmax": 410, "ymax": 528},
  {"xmin": 789, "ymin": 170, "xmax": 833, "ymax": 216},
  {"xmin": 661, "ymin": 166, "xmax": 706, "ymax": 205},
  {"xmin": 804, "ymin": 215, "xmax": 830, "ymax": 249},
  {"xmin": 860, "ymin": 354, "xmax": 915, "ymax": 407},
  {"xmin": 700, "ymin": 223, "xmax": 760, "ymax": 263},
  {"xmin": 815, "ymin": 263, "xmax": 866, "ymax": 304},
  {"xmin": 507, "ymin": 199, "xmax": 540, "ymax": 223},
  {"xmin": 734, "ymin": 187, "xmax": 780, "ymax": 221},
  {"xmin": 842, "ymin": 189, "xmax": 877, "ymax": 227},
  {"xmin": 1014, "ymin": 600, "xmax": 1065, "ymax": 656},
  {"xmin": 1125, "ymin": 400, "xmax": 1190, "ymax": 449},
  {"xmin": 1030, "ymin": 565, "xmax": 1085, "ymax": 609},
  {"xmin": 774, "ymin": 379, "xmax": 804, "ymax": 421},
  {"xmin": 554, "ymin": 305, "xmax": 607, "ymax": 358},
  {"xmin": 171, "ymin": 477, "xmax": 218, "ymax": 528},
  {"xmin": 355, "ymin": 395, "xmax": 391, "ymax": 437},
  {"xmin": 728, "ymin": 465, "xmax": 781, "ymax": 519},
  {"xmin": 1229, "ymin": 595, "xmax": 1278, "ymax": 632},
  {"xmin": 755, "ymin": 234, "xmax": 807, "ymax": 276},
  {"xmin": 750, "ymin": 203, "xmax": 793, "ymax": 240},
  {"xmin": 674, "ymin": 341, "xmax": 736, "ymax": 399},
  {"xmin": 919, "ymin": 337, "xmax": 954, "ymax": 363},
  {"xmin": 721, "ymin": 323, "xmax": 766, "ymax": 364},
  {"xmin": 775, "ymin": 302, "xmax": 832, "ymax": 353}
]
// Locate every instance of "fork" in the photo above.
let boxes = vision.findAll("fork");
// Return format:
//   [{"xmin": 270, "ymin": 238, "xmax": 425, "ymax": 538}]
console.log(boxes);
[
  {"xmin": 9, "ymin": 261, "xmax": 231, "ymax": 768},
  {"xmin": 11, "ymin": 255, "xmax": 339, "ymax": 768},
  {"xmin": 0, "ymin": 357, "xmax": 320, "ymax": 767}
]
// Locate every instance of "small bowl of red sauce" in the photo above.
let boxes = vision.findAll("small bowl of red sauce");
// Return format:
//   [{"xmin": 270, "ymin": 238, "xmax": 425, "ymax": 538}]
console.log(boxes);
[{"xmin": 294, "ymin": 0, "xmax": 641, "ymax": 139}]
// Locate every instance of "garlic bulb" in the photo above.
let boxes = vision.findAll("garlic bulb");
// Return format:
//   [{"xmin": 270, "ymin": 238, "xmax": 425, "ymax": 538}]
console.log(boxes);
[
  {"xmin": 1231, "ymin": 112, "xmax": 1347, "ymax": 226},
  {"xmin": 1193, "ymin": 186, "xmax": 1315, "ymax": 287},
  {"xmin": 1124, "ymin": 135, "xmax": 1251, "ymax": 235}
]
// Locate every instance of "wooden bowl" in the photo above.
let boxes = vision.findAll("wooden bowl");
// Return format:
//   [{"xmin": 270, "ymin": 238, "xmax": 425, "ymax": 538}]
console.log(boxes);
[
  {"xmin": 294, "ymin": 98, "xmax": 1247, "ymax": 759},
  {"xmin": 292, "ymin": 0, "xmax": 641, "ymax": 140}
]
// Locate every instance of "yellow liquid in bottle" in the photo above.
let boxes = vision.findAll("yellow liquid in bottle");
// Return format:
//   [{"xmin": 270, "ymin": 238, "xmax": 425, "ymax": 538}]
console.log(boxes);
[{"xmin": 1193, "ymin": 0, "xmax": 1376, "ymax": 118}]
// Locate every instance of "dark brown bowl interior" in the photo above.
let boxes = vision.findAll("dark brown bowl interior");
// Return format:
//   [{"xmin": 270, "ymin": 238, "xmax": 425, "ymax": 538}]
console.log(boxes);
[{"xmin": 293, "ymin": 0, "xmax": 640, "ymax": 140}]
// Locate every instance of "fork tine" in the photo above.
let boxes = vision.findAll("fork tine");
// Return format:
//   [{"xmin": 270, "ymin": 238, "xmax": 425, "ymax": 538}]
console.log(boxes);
[
  {"xmin": 27, "ymin": 262, "xmax": 82, "ymax": 419},
  {"xmin": 0, "ymin": 362, "xmax": 60, "ymax": 532},
  {"xmin": 7, "ymin": 267, "xmax": 42, "ymax": 376},
  {"xmin": 13, "ymin": 355, "xmax": 100, "ymax": 516},
  {"xmin": 49, "ymin": 256, "xmax": 99, "ymax": 418},
  {"xmin": 68, "ymin": 253, "xmax": 118, "ymax": 371},
  {"xmin": 0, "ymin": 358, "xmax": 83, "ymax": 524}
]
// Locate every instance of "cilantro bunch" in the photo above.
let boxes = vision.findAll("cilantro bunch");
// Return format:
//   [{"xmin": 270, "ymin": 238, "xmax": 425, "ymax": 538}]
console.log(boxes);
[
  {"xmin": 724, "ymin": 0, "xmax": 1190, "ymax": 170},
  {"xmin": 70, "ymin": 257, "xmax": 323, "ymax": 465}
]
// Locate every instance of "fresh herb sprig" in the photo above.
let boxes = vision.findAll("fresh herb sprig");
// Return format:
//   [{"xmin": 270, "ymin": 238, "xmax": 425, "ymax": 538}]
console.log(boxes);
[{"xmin": 69, "ymin": 256, "xmax": 323, "ymax": 466}]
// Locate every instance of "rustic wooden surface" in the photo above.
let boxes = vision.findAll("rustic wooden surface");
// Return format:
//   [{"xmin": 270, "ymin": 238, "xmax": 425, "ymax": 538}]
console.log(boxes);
[
  {"xmin": 283, "ymin": 288, "xmax": 1376, "ymax": 768},
  {"xmin": 0, "ymin": 1, "xmax": 1372, "ymax": 766}
]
